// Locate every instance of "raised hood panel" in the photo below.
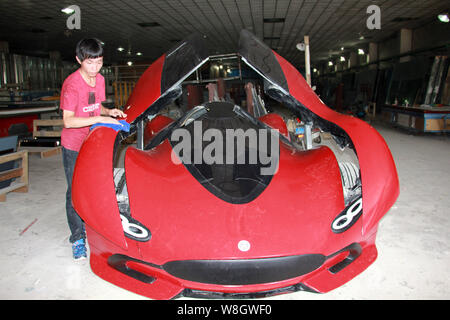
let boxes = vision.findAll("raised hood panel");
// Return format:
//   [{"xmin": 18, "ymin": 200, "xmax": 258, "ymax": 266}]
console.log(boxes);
[
  {"xmin": 238, "ymin": 29, "xmax": 400, "ymax": 235},
  {"xmin": 124, "ymin": 33, "xmax": 209, "ymax": 127}
]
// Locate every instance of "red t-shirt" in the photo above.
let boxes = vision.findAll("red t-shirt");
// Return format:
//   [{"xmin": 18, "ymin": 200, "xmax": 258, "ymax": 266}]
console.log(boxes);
[{"xmin": 60, "ymin": 70, "xmax": 105, "ymax": 152}]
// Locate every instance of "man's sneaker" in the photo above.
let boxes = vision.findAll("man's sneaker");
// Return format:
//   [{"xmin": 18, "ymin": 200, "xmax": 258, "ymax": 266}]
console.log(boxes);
[{"xmin": 72, "ymin": 239, "xmax": 87, "ymax": 260}]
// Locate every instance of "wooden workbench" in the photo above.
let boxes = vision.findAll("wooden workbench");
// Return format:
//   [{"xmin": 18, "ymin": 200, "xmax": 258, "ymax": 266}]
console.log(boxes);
[{"xmin": 381, "ymin": 105, "xmax": 450, "ymax": 133}]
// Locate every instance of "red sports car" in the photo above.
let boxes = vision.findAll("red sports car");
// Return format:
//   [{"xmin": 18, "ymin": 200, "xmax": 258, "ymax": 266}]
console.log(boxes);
[{"xmin": 72, "ymin": 30, "xmax": 399, "ymax": 299}]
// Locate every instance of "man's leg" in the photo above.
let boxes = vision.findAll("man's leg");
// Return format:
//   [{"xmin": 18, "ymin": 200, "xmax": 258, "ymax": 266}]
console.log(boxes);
[{"xmin": 62, "ymin": 147, "xmax": 85, "ymax": 244}]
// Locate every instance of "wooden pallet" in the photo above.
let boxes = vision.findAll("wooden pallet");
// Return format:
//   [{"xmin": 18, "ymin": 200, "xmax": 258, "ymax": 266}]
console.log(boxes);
[
  {"xmin": 0, "ymin": 150, "xmax": 28, "ymax": 202},
  {"xmin": 33, "ymin": 119, "xmax": 63, "ymax": 138},
  {"xmin": 113, "ymin": 81, "xmax": 135, "ymax": 107},
  {"xmin": 19, "ymin": 146, "xmax": 62, "ymax": 158}
]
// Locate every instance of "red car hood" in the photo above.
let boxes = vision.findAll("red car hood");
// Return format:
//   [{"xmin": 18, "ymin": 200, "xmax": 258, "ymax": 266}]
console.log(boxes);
[{"xmin": 124, "ymin": 138, "xmax": 354, "ymax": 264}]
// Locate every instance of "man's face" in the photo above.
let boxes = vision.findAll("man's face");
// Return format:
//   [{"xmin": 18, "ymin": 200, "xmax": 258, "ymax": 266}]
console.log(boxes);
[{"xmin": 76, "ymin": 56, "xmax": 103, "ymax": 78}]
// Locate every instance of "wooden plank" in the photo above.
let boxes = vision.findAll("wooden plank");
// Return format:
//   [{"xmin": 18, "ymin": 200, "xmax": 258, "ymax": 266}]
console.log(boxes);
[
  {"xmin": 0, "ymin": 150, "xmax": 28, "ymax": 201},
  {"xmin": 425, "ymin": 118, "xmax": 447, "ymax": 131},
  {"xmin": 33, "ymin": 119, "xmax": 64, "ymax": 126},
  {"xmin": 18, "ymin": 147, "xmax": 46, "ymax": 155},
  {"xmin": 33, "ymin": 130, "xmax": 62, "ymax": 137},
  {"xmin": 20, "ymin": 146, "xmax": 62, "ymax": 158},
  {"xmin": 19, "ymin": 146, "xmax": 61, "ymax": 158},
  {"xmin": 0, "ymin": 167, "xmax": 23, "ymax": 183},
  {"xmin": 13, "ymin": 185, "xmax": 28, "ymax": 193},
  {"xmin": 415, "ymin": 117, "xmax": 424, "ymax": 131},
  {"xmin": 0, "ymin": 182, "xmax": 27, "ymax": 201},
  {"xmin": 124, "ymin": 83, "xmax": 127, "ymax": 105},
  {"xmin": 119, "ymin": 82, "xmax": 123, "ymax": 106},
  {"xmin": 40, "ymin": 146, "xmax": 62, "ymax": 158},
  {"xmin": 0, "ymin": 150, "xmax": 27, "ymax": 164},
  {"xmin": 21, "ymin": 149, "xmax": 28, "ymax": 186},
  {"xmin": 113, "ymin": 82, "xmax": 119, "ymax": 107},
  {"xmin": 0, "ymin": 182, "xmax": 26, "ymax": 194},
  {"xmin": 32, "ymin": 119, "xmax": 63, "ymax": 138}
]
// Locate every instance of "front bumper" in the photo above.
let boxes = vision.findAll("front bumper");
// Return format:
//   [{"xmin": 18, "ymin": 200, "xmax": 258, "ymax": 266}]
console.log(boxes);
[{"xmin": 88, "ymin": 239, "xmax": 375, "ymax": 299}]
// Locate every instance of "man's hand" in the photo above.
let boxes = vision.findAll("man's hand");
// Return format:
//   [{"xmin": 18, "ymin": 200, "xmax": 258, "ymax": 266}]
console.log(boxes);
[
  {"xmin": 108, "ymin": 108, "xmax": 127, "ymax": 118},
  {"xmin": 99, "ymin": 116, "xmax": 121, "ymax": 125}
]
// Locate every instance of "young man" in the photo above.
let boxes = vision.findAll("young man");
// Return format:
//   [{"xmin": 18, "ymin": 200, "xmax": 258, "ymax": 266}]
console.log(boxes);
[{"xmin": 60, "ymin": 38, "xmax": 126, "ymax": 260}]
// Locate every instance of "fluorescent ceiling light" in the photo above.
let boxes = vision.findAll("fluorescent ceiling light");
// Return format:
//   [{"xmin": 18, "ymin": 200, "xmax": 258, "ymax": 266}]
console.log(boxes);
[
  {"xmin": 127, "ymin": 61, "xmax": 133, "ymax": 66},
  {"xmin": 117, "ymin": 47, "xmax": 124, "ymax": 52},
  {"xmin": 328, "ymin": 61, "xmax": 333, "ymax": 66},
  {"xmin": 136, "ymin": 52, "xmax": 142, "ymax": 56},
  {"xmin": 61, "ymin": 7, "xmax": 75, "ymax": 14},
  {"xmin": 340, "ymin": 56, "xmax": 346, "ymax": 62},
  {"xmin": 358, "ymin": 49, "xmax": 365, "ymax": 55},
  {"xmin": 438, "ymin": 13, "xmax": 449, "ymax": 23}
]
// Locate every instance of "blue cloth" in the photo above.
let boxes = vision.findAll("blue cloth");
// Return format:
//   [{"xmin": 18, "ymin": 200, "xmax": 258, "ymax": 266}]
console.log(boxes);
[{"xmin": 90, "ymin": 120, "xmax": 130, "ymax": 132}]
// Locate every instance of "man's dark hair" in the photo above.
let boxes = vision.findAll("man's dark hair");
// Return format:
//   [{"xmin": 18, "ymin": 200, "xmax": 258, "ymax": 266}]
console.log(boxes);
[{"xmin": 76, "ymin": 38, "xmax": 103, "ymax": 61}]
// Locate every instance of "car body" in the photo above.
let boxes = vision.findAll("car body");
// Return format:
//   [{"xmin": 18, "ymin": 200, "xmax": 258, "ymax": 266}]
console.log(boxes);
[{"xmin": 72, "ymin": 30, "xmax": 399, "ymax": 299}]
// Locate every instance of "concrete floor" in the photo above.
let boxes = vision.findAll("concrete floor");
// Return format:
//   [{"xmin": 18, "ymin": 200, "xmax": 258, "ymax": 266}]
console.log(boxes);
[{"xmin": 1, "ymin": 119, "xmax": 449, "ymax": 300}]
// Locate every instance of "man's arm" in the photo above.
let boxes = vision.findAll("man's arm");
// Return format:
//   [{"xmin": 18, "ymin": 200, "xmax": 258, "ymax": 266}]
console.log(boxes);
[{"xmin": 63, "ymin": 110, "xmax": 120, "ymax": 128}]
